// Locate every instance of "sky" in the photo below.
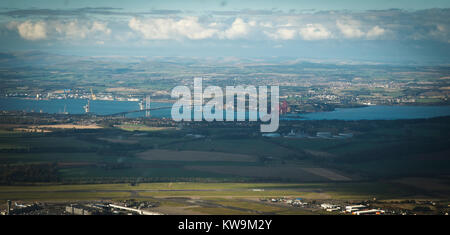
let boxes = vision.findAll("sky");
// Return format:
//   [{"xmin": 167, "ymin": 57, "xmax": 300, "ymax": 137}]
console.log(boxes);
[{"xmin": 0, "ymin": 0, "xmax": 449, "ymax": 64}]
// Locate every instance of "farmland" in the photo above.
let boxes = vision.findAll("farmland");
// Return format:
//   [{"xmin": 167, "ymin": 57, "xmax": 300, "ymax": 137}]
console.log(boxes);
[
  {"xmin": 0, "ymin": 114, "xmax": 449, "ymax": 214},
  {"xmin": 0, "ymin": 116, "xmax": 449, "ymax": 184}
]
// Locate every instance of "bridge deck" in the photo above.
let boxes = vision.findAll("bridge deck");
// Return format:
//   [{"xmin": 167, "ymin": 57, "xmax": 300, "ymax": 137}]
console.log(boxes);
[{"xmin": 101, "ymin": 106, "xmax": 172, "ymax": 117}]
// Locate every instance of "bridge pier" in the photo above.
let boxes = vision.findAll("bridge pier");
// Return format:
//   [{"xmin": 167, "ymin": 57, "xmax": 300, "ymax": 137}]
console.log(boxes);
[{"xmin": 145, "ymin": 95, "xmax": 151, "ymax": 117}]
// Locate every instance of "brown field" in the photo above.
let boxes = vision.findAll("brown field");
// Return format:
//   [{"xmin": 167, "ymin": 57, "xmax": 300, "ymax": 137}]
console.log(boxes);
[
  {"xmin": 302, "ymin": 168, "xmax": 351, "ymax": 181},
  {"xmin": 184, "ymin": 165, "xmax": 334, "ymax": 181},
  {"xmin": 137, "ymin": 149, "xmax": 258, "ymax": 162}
]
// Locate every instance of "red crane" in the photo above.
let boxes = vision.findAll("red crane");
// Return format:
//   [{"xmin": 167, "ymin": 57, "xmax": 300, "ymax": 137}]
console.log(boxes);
[{"xmin": 280, "ymin": 100, "xmax": 289, "ymax": 115}]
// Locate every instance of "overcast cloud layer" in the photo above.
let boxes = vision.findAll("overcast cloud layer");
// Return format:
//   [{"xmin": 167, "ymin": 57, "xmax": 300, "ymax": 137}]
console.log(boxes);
[
  {"xmin": 3, "ymin": 8, "xmax": 449, "ymax": 42},
  {"xmin": 0, "ymin": 2, "xmax": 449, "ymax": 63}
]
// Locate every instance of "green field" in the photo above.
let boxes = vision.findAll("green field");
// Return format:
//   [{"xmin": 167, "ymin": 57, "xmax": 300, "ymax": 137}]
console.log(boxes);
[
  {"xmin": 0, "ymin": 117, "xmax": 449, "ymax": 206},
  {"xmin": 0, "ymin": 180, "xmax": 446, "ymax": 202}
]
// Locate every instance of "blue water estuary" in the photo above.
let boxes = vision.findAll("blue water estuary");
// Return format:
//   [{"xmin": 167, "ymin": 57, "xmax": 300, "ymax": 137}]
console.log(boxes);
[
  {"xmin": 295, "ymin": 105, "xmax": 450, "ymax": 120},
  {"xmin": 1, "ymin": 98, "xmax": 450, "ymax": 120},
  {"xmin": 0, "ymin": 98, "xmax": 172, "ymax": 118}
]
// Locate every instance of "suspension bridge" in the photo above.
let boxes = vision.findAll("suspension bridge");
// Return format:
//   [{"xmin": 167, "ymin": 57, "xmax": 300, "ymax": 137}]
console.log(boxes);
[
  {"xmin": 103, "ymin": 106, "xmax": 173, "ymax": 117},
  {"xmin": 99, "ymin": 95, "xmax": 172, "ymax": 117}
]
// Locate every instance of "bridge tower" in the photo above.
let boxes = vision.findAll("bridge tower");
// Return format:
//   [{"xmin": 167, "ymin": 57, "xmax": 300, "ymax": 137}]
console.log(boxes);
[
  {"xmin": 83, "ymin": 99, "xmax": 90, "ymax": 113},
  {"xmin": 145, "ymin": 95, "xmax": 150, "ymax": 117}
]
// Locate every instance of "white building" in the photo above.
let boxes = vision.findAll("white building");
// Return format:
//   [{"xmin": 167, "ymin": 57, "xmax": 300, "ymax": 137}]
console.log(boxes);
[
  {"xmin": 353, "ymin": 209, "xmax": 385, "ymax": 215},
  {"xmin": 345, "ymin": 205, "xmax": 367, "ymax": 213}
]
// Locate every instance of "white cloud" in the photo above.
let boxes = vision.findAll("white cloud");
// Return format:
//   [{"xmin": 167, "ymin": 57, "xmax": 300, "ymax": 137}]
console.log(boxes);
[
  {"xmin": 176, "ymin": 17, "xmax": 218, "ymax": 39},
  {"xmin": 129, "ymin": 18, "xmax": 169, "ymax": 39},
  {"xmin": 259, "ymin": 22, "xmax": 274, "ymax": 28},
  {"xmin": 337, "ymin": 20, "xmax": 385, "ymax": 39},
  {"xmin": 299, "ymin": 24, "xmax": 332, "ymax": 40},
  {"xmin": 55, "ymin": 20, "xmax": 111, "ymax": 39},
  {"xmin": 277, "ymin": 28, "xmax": 297, "ymax": 40},
  {"xmin": 264, "ymin": 28, "xmax": 297, "ymax": 40},
  {"xmin": 91, "ymin": 21, "xmax": 112, "ymax": 35},
  {"xmin": 279, "ymin": 28, "xmax": 297, "ymax": 40},
  {"xmin": 220, "ymin": 18, "xmax": 252, "ymax": 39},
  {"xmin": 429, "ymin": 24, "xmax": 449, "ymax": 43},
  {"xmin": 55, "ymin": 21, "xmax": 86, "ymax": 39},
  {"xmin": 9, "ymin": 10, "xmax": 443, "ymax": 44},
  {"xmin": 336, "ymin": 20, "xmax": 365, "ymax": 39},
  {"xmin": 16, "ymin": 21, "xmax": 47, "ymax": 40},
  {"xmin": 10, "ymin": 20, "xmax": 112, "ymax": 41},
  {"xmin": 436, "ymin": 24, "xmax": 446, "ymax": 33},
  {"xmin": 129, "ymin": 17, "xmax": 218, "ymax": 40},
  {"xmin": 366, "ymin": 25, "xmax": 385, "ymax": 39},
  {"xmin": 128, "ymin": 17, "xmax": 257, "ymax": 40}
]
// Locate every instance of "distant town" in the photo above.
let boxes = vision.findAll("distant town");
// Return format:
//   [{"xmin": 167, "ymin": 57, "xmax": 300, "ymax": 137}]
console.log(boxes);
[{"xmin": 2, "ymin": 53, "xmax": 449, "ymax": 116}]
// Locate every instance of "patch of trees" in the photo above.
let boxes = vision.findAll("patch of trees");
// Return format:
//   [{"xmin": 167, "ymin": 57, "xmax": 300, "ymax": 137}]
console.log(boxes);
[
  {"xmin": 413, "ymin": 206, "xmax": 432, "ymax": 212},
  {"xmin": 0, "ymin": 163, "xmax": 59, "ymax": 184}
]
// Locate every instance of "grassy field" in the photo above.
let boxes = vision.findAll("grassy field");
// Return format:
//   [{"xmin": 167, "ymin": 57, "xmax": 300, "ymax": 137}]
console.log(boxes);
[
  {"xmin": 161, "ymin": 138, "xmax": 296, "ymax": 158},
  {"xmin": 0, "ymin": 180, "xmax": 445, "ymax": 202}
]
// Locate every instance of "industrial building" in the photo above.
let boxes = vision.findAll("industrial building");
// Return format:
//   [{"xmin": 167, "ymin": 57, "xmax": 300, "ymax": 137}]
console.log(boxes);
[
  {"xmin": 352, "ymin": 209, "xmax": 385, "ymax": 215},
  {"xmin": 3, "ymin": 201, "xmax": 41, "ymax": 215},
  {"xmin": 109, "ymin": 204, "xmax": 162, "ymax": 215},
  {"xmin": 345, "ymin": 205, "xmax": 367, "ymax": 213},
  {"xmin": 65, "ymin": 205, "xmax": 96, "ymax": 215},
  {"xmin": 321, "ymin": 203, "xmax": 341, "ymax": 212}
]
